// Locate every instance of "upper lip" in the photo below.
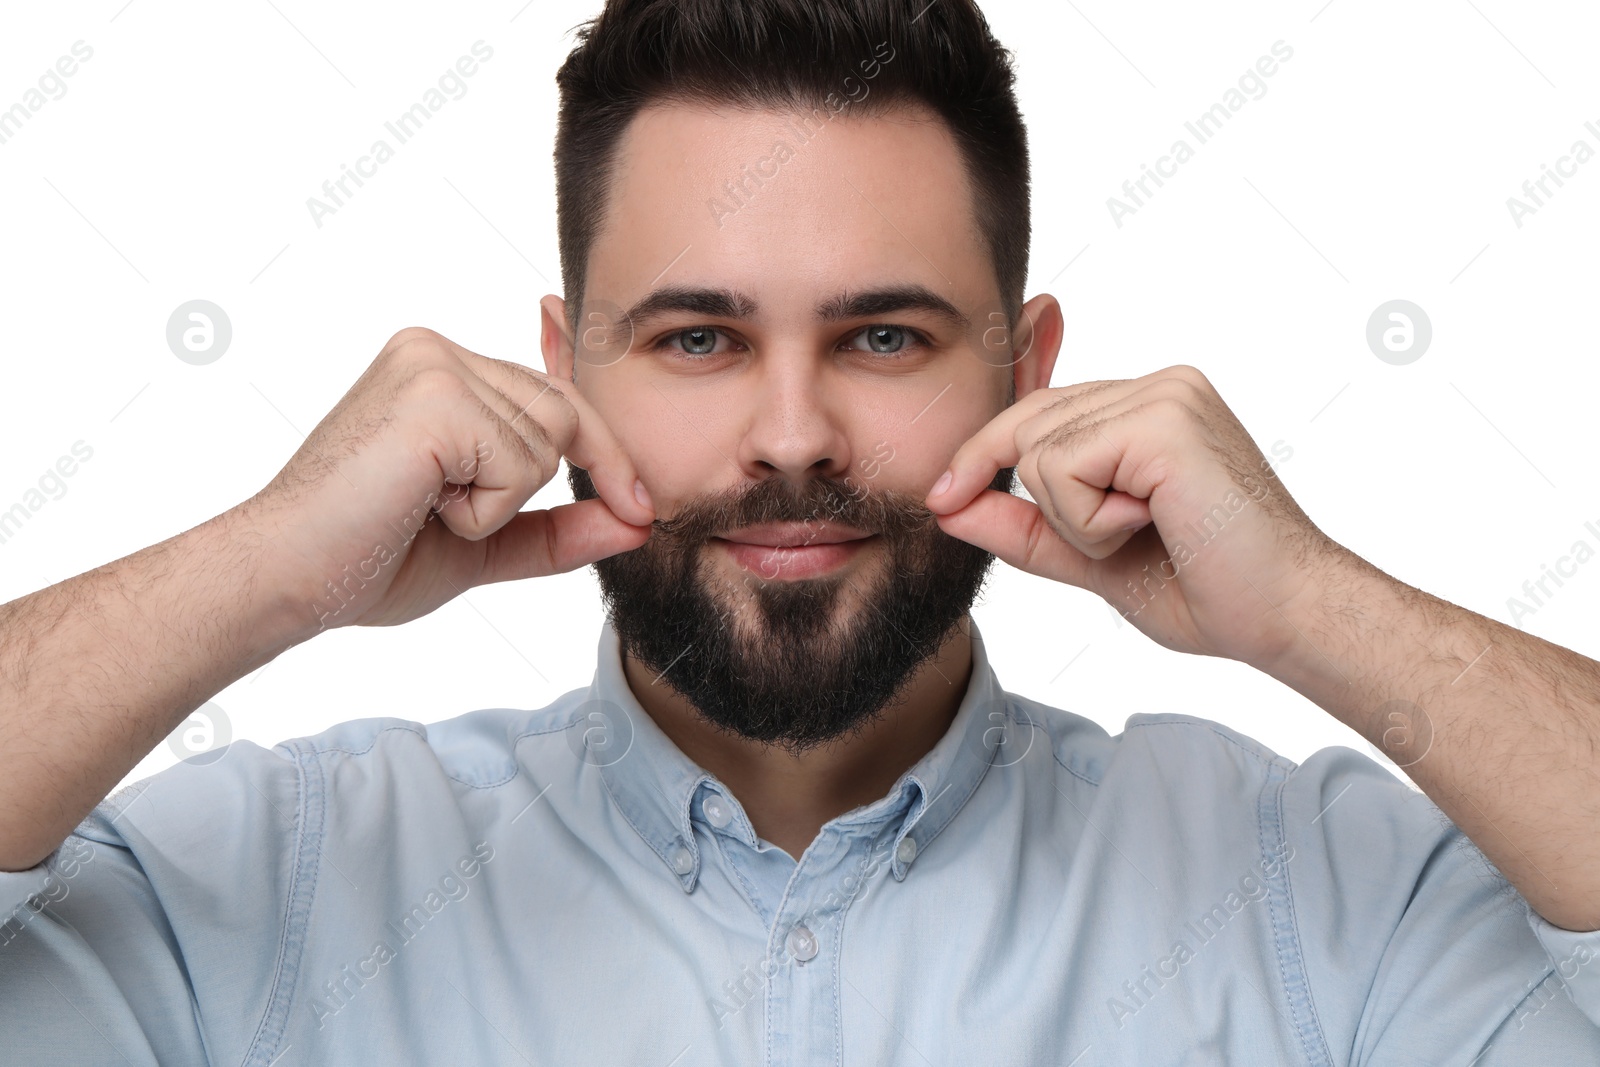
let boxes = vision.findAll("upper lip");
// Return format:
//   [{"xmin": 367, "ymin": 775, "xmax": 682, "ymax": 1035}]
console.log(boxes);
[{"xmin": 715, "ymin": 521, "xmax": 873, "ymax": 547}]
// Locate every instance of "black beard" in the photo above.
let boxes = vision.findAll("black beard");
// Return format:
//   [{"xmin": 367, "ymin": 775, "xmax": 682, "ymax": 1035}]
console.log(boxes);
[{"xmin": 568, "ymin": 464, "xmax": 1016, "ymax": 754}]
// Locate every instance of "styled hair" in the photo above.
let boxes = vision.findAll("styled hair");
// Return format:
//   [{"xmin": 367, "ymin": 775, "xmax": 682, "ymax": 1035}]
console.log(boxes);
[{"xmin": 552, "ymin": 0, "xmax": 1030, "ymax": 333}]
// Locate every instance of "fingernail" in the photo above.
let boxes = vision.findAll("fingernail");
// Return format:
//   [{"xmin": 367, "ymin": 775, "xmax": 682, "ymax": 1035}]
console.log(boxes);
[
  {"xmin": 931, "ymin": 470, "xmax": 953, "ymax": 497},
  {"xmin": 634, "ymin": 478, "xmax": 653, "ymax": 509}
]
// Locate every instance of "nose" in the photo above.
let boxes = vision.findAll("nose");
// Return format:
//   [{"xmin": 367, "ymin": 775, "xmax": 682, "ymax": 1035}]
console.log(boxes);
[{"xmin": 733, "ymin": 354, "xmax": 853, "ymax": 484}]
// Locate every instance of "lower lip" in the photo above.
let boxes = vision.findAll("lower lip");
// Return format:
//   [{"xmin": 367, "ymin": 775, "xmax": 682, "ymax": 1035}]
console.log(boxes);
[{"xmin": 713, "ymin": 536, "xmax": 875, "ymax": 580}]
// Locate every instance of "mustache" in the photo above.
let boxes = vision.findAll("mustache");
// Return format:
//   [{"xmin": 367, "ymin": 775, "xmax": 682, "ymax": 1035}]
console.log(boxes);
[{"xmin": 649, "ymin": 475, "xmax": 939, "ymax": 546}]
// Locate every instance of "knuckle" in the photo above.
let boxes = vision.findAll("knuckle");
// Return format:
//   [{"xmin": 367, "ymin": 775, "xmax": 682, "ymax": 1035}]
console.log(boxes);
[
  {"xmin": 409, "ymin": 432, "xmax": 458, "ymax": 488},
  {"xmin": 1034, "ymin": 418, "xmax": 1087, "ymax": 458},
  {"xmin": 519, "ymin": 437, "xmax": 553, "ymax": 488},
  {"xmin": 491, "ymin": 419, "xmax": 553, "ymax": 491},
  {"xmin": 535, "ymin": 376, "xmax": 578, "ymax": 419},
  {"xmin": 1159, "ymin": 378, "xmax": 1207, "ymax": 410},
  {"xmin": 494, "ymin": 355, "xmax": 556, "ymax": 390},
  {"xmin": 383, "ymin": 328, "xmax": 452, "ymax": 367},
  {"xmin": 1052, "ymin": 381, "xmax": 1113, "ymax": 415},
  {"xmin": 384, "ymin": 325, "xmax": 444, "ymax": 350},
  {"xmin": 404, "ymin": 365, "xmax": 473, "ymax": 404},
  {"xmin": 1080, "ymin": 536, "xmax": 1120, "ymax": 561},
  {"xmin": 1037, "ymin": 391, "xmax": 1081, "ymax": 422},
  {"xmin": 515, "ymin": 406, "xmax": 559, "ymax": 458},
  {"xmin": 520, "ymin": 396, "xmax": 577, "ymax": 458},
  {"xmin": 442, "ymin": 511, "xmax": 490, "ymax": 542},
  {"xmin": 1146, "ymin": 395, "xmax": 1194, "ymax": 423},
  {"xmin": 1162, "ymin": 364, "xmax": 1210, "ymax": 392}
]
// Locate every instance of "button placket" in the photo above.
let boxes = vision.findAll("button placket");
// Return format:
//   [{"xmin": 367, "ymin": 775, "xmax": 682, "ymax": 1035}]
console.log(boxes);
[
  {"xmin": 785, "ymin": 924, "xmax": 819, "ymax": 963},
  {"xmin": 760, "ymin": 829, "xmax": 882, "ymax": 1062}
]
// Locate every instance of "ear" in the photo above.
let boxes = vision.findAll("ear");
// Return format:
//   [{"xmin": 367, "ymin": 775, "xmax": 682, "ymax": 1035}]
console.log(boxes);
[
  {"xmin": 1010, "ymin": 293, "xmax": 1064, "ymax": 399},
  {"xmin": 539, "ymin": 294, "xmax": 575, "ymax": 381}
]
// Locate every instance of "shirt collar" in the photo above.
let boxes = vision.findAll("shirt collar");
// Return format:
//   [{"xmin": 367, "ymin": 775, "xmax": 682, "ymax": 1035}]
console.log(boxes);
[{"xmin": 584, "ymin": 617, "xmax": 1009, "ymax": 892}]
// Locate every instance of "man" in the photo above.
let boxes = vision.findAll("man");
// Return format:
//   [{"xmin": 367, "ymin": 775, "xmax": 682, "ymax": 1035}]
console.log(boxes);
[{"xmin": 2, "ymin": 0, "xmax": 1597, "ymax": 1062}]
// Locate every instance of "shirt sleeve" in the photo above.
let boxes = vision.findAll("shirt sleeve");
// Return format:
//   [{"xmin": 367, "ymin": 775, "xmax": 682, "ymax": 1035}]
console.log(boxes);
[
  {"xmin": 1522, "ymin": 908, "xmax": 1600, "ymax": 1026},
  {"xmin": 0, "ymin": 739, "xmax": 312, "ymax": 1066},
  {"xmin": 1277, "ymin": 745, "xmax": 1600, "ymax": 1065}
]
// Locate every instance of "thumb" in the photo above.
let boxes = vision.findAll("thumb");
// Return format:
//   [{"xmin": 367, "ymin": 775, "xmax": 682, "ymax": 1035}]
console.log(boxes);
[
  {"xmin": 476, "ymin": 498, "xmax": 652, "ymax": 586},
  {"xmin": 934, "ymin": 489, "xmax": 1097, "ymax": 590}
]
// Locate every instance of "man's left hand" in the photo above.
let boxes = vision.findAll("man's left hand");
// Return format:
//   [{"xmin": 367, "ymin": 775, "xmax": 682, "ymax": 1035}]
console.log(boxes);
[
  {"xmin": 926, "ymin": 364, "xmax": 1340, "ymax": 672},
  {"xmin": 928, "ymin": 364, "xmax": 1600, "ymax": 932}
]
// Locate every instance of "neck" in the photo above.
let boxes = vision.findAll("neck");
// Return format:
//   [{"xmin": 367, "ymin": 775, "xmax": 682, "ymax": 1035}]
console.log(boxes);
[{"xmin": 621, "ymin": 619, "xmax": 975, "ymax": 861}]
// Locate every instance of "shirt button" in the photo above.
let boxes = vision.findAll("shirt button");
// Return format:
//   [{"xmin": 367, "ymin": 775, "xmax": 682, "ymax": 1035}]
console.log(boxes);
[
  {"xmin": 702, "ymin": 794, "xmax": 731, "ymax": 829},
  {"xmin": 786, "ymin": 924, "xmax": 818, "ymax": 963},
  {"xmin": 896, "ymin": 836, "xmax": 918, "ymax": 865},
  {"xmin": 670, "ymin": 844, "xmax": 693, "ymax": 876}
]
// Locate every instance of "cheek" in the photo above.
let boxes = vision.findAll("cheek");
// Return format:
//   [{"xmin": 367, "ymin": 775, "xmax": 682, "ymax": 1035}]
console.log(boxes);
[
  {"xmin": 849, "ymin": 360, "xmax": 1008, "ymax": 481},
  {"xmin": 581, "ymin": 372, "xmax": 725, "ymax": 504},
  {"xmin": 857, "ymin": 410, "xmax": 991, "ymax": 493},
  {"xmin": 616, "ymin": 417, "xmax": 726, "ymax": 510}
]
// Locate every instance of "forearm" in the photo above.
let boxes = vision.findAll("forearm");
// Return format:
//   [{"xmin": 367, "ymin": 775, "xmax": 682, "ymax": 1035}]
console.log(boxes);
[
  {"xmin": 1262, "ymin": 550, "xmax": 1600, "ymax": 931},
  {"xmin": 0, "ymin": 498, "xmax": 314, "ymax": 871}
]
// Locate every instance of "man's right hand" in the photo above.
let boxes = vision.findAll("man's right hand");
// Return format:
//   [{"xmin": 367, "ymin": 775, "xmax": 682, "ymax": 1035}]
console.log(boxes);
[
  {"xmin": 244, "ymin": 326, "xmax": 654, "ymax": 635},
  {"xmin": 0, "ymin": 326, "xmax": 652, "ymax": 871}
]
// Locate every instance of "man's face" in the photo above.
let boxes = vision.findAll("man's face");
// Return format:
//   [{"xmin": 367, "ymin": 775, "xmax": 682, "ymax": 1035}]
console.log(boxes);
[{"xmin": 545, "ymin": 100, "xmax": 1057, "ymax": 751}]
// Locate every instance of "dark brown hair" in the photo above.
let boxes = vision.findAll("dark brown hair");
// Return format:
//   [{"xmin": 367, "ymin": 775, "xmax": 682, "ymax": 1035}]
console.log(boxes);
[{"xmin": 552, "ymin": 0, "xmax": 1030, "ymax": 333}]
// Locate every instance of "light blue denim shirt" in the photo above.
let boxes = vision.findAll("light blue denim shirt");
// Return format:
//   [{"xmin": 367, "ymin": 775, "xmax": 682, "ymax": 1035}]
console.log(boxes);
[{"xmin": 3, "ymin": 619, "xmax": 1598, "ymax": 1065}]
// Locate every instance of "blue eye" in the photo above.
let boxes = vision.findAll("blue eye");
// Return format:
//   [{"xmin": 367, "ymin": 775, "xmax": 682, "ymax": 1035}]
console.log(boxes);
[
  {"xmin": 650, "ymin": 324, "xmax": 929, "ymax": 360},
  {"xmin": 656, "ymin": 327, "xmax": 728, "ymax": 357},
  {"xmin": 844, "ymin": 325, "xmax": 928, "ymax": 356}
]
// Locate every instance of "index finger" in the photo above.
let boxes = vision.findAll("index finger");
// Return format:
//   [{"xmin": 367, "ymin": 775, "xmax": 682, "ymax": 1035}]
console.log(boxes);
[
  {"xmin": 924, "ymin": 386, "xmax": 1076, "ymax": 513},
  {"xmin": 449, "ymin": 343, "xmax": 655, "ymax": 527}
]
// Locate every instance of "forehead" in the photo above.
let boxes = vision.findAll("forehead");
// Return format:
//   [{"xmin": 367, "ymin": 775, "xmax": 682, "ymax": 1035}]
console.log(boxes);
[{"xmin": 585, "ymin": 99, "xmax": 995, "ymax": 318}]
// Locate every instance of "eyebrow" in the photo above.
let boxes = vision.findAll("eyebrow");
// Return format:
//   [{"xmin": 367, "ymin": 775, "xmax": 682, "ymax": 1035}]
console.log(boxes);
[{"xmin": 619, "ymin": 283, "xmax": 971, "ymax": 333}]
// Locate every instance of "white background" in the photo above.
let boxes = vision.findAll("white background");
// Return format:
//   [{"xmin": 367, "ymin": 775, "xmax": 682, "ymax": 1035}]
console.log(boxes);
[{"xmin": 1, "ymin": 0, "xmax": 1596, "ymax": 794}]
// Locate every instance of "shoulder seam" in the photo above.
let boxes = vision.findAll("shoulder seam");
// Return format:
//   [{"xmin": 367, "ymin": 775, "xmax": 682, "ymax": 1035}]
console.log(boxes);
[
  {"xmin": 1050, "ymin": 747, "xmax": 1101, "ymax": 788},
  {"xmin": 307, "ymin": 718, "xmax": 581, "ymax": 791},
  {"xmin": 1125, "ymin": 716, "xmax": 1281, "ymax": 769},
  {"xmin": 304, "ymin": 722, "xmax": 428, "ymax": 759}
]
